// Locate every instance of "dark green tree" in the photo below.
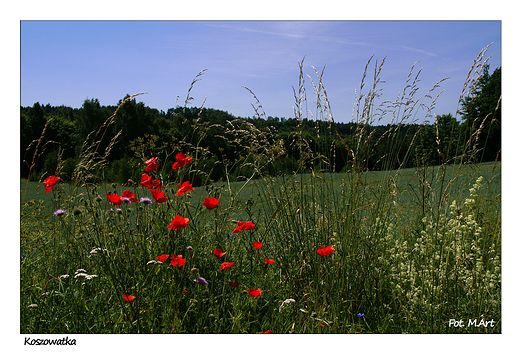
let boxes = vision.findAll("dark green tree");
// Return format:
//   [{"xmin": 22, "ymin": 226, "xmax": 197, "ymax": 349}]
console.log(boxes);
[{"xmin": 460, "ymin": 65, "xmax": 501, "ymax": 162}]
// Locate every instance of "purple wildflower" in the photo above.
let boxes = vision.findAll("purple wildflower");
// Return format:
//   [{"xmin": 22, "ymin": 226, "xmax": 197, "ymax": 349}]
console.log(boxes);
[
  {"xmin": 53, "ymin": 209, "xmax": 67, "ymax": 216},
  {"xmin": 140, "ymin": 197, "xmax": 153, "ymax": 205},
  {"xmin": 193, "ymin": 277, "xmax": 208, "ymax": 285}
]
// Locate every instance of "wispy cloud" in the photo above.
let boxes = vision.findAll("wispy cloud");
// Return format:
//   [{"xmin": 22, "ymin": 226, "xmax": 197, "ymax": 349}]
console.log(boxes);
[{"xmin": 399, "ymin": 45, "xmax": 439, "ymax": 58}]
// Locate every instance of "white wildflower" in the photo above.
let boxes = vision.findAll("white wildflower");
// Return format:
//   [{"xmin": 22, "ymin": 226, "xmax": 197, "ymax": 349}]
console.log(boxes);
[{"xmin": 279, "ymin": 298, "xmax": 296, "ymax": 312}]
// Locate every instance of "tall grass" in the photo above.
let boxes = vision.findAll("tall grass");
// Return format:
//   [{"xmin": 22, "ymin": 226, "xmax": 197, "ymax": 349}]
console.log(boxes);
[{"xmin": 20, "ymin": 49, "xmax": 500, "ymax": 334}]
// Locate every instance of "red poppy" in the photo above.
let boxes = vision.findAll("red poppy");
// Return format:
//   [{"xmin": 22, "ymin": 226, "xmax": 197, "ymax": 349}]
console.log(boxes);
[
  {"xmin": 203, "ymin": 197, "xmax": 219, "ymax": 210},
  {"xmin": 176, "ymin": 181, "xmax": 195, "ymax": 196},
  {"xmin": 155, "ymin": 254, "xmax": 169, "ymax": 262},
  {"xmin": 167, "ymin": 215, "xmax": 190, "ymax": 230},
  {"xmin": 229, "ymin": 281, "xmax": 238, "ymax": 288},
  {"xmin": 150, "ymin": 189, "xmax": 168, "ymax": 203},
  {"xmin": 248, "ymin": 289, "xmax": 262, "ymax": 297},
  {"xmin": 140, "ymin": 173, "xmax": 153, "ymax": 188},
  {"xmin": 183, "ymin": 290, "xmax": 188, "ymax": 295},
  {"xmin": 252, "ymin": 242, "xmax": 263, "ymax": 249},
  {"xmin": 145, "ymin": 157, "xmax": 159, "ymax": 172},
  {"xmin": 43, "ymin": 175, "xmax": 59, "ymax": 193},
  {"xmin": 172, "ymin": 152, "xmax": 192, "ymax": 170},
  {"xmin": 232, "ymin": 221, "xmax": 255, "ymax": 233},
  {"xmin": 220, "ymin": 262, "xmax": 235, "ymax": 270},
  {"xmin": 262, "ymin": 330, "xmax": 273, "ymax": 333},
  {"xmin": 106, "ymin": 193, "xmax": 123, "ymax": 205},
  {"xmin": 265, "ymin": 259, "xmax": 275, "ymax": 264},
  {"xmin": 170, "ymin": 254, "xmax": 186, "ymax": 267},
  {"xmin": 213, "ymin": 248, "xmax": 227, "ymax": 258},
  {"xmin": 122, "ymin": 190, "xmax": 139, "ymax": 202},
  {"xmin": 317, "ymin": 246, "xmax": 335, "ymax": 256},
  {"xmin": 151, "ymin": 178, "xmax": 164, "ymax": 189},
  {"xmin": 122, "ymin": 294, "xmax": 136, "ymax": 302}
]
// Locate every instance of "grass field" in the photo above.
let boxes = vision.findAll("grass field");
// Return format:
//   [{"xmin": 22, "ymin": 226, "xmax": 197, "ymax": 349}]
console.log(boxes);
[
  {"xmin": 20, "ymin": 50, "xmax": 501, "ymax": 334},
  {"xmin": 20, "ymin": 160, "xmax": 501, "ymax": 334}
]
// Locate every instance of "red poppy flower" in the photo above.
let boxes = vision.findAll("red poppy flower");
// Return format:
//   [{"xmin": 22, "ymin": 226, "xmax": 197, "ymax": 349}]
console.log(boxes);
[
  {"xmin": 150, "ymin": 189, "xmax": 168, "ymax": 203},
  {"xmin": 122, "ymin": 190, "xmax": 139, "ymax": 202},
  {"xmin": 317, "ymin": 246, "xmax": 335, "ymax": 256},
  {"xmin": 140, "ymin": 173, "xmax": 153, "ymax": 188},
  {"xmin": 203, "ymin": 197, "xmax": 219, "ymax": 210},
  {"xmin": 229, "ymin": 281, "xmax": 238, "ymax": 288},
  {"xmin": 176, "ymin": 181, "xmax": 195, "ymax": 196},
  {"xmin": 262, "ymin": 330, "xmax": 273, "ymax": 333},
  {"xmin": 145, "ymin": 157, "xmax": 159, "ymax": 172},
  {"xmin": 248, "ymin": 288, "xmax": 262, "ymax": 297},
  {"xmin": 106, "ymin": 193, "xmax": 123, "ymax": 205},
  {"xmin": 43, "ymin": 175, "xmax": 59, "ymax": 193},
  {"xmin": 220, "ymin": 262, "xmax": 235, "ymax": 270},
  {"xmin": 265, "ymin": 259, "xmax": 275, "ymax": 264},
  {"xmin": 167, "ymin": 215, "xmax": 190, "ymax": 230},
  {"xmin": 183, "ymin": 290, "xmax": 188, "ymax": 295},
  {"xmin": 170, "ymin": 254, "xmax": 186, "ymax": 267},
  {"xmin": 172, "ymin": 152, "xmax": 192, "ymax": 170},
  {"xmin": 151, "ymin": 178, "xmax": 164, "ymax": 189},
  {"xmin": 213, "ymin": 248, "xmax": 227, "ymax": 258},
  {"xmin": 155, "ymin": 254, "xmax": 169, "ymax": 262},
  {"xmin": 232, "ymin": 221, "xmax": 255, "ymax": 233},
  {"xmin": 252, "ymin": 242, "xmax": 263, "ymax": 249},
  {"xmin": 122, "ymin": 294, "xmax": 135, "ymax": 302}
]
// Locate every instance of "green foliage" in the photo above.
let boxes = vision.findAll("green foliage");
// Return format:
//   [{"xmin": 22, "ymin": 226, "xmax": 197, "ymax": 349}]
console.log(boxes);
[{"xmin": 460, "ymin": 65, "xmax": 501, "ymax": 162}]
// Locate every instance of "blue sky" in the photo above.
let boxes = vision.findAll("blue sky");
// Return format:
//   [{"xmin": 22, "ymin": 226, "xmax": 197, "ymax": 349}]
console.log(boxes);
[{"xmin": 21, "ymin": 20, "xmax": 501, "ymax": 124}]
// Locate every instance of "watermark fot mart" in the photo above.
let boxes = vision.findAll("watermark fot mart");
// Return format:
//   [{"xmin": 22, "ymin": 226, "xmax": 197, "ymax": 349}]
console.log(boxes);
[{"xmin": 448, "ymin": 318, "xmax": 497, "ymax": 328}]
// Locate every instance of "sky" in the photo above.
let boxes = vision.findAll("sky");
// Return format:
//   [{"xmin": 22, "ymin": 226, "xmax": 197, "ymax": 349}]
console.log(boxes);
[{"xmin": 20, "ymin": 20, "xmax": 501, "ymax": 124}]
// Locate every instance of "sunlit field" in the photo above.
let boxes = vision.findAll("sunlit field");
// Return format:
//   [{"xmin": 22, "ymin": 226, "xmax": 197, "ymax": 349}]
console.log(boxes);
[{"xmin": 20, "ymin": 51, "xmax": 500, "ymax": 334}]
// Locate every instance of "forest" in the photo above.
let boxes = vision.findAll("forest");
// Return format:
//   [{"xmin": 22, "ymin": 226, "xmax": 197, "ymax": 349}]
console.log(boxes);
[{"xmin": 20, "ymin": 65, "xmax": 500, "ymax": 186}]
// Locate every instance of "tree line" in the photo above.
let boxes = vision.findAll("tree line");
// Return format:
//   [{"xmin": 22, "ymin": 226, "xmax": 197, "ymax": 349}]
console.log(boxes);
[{"xmin": 21, "ymin": 66, "xmax": 500, "ymax": 185}]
